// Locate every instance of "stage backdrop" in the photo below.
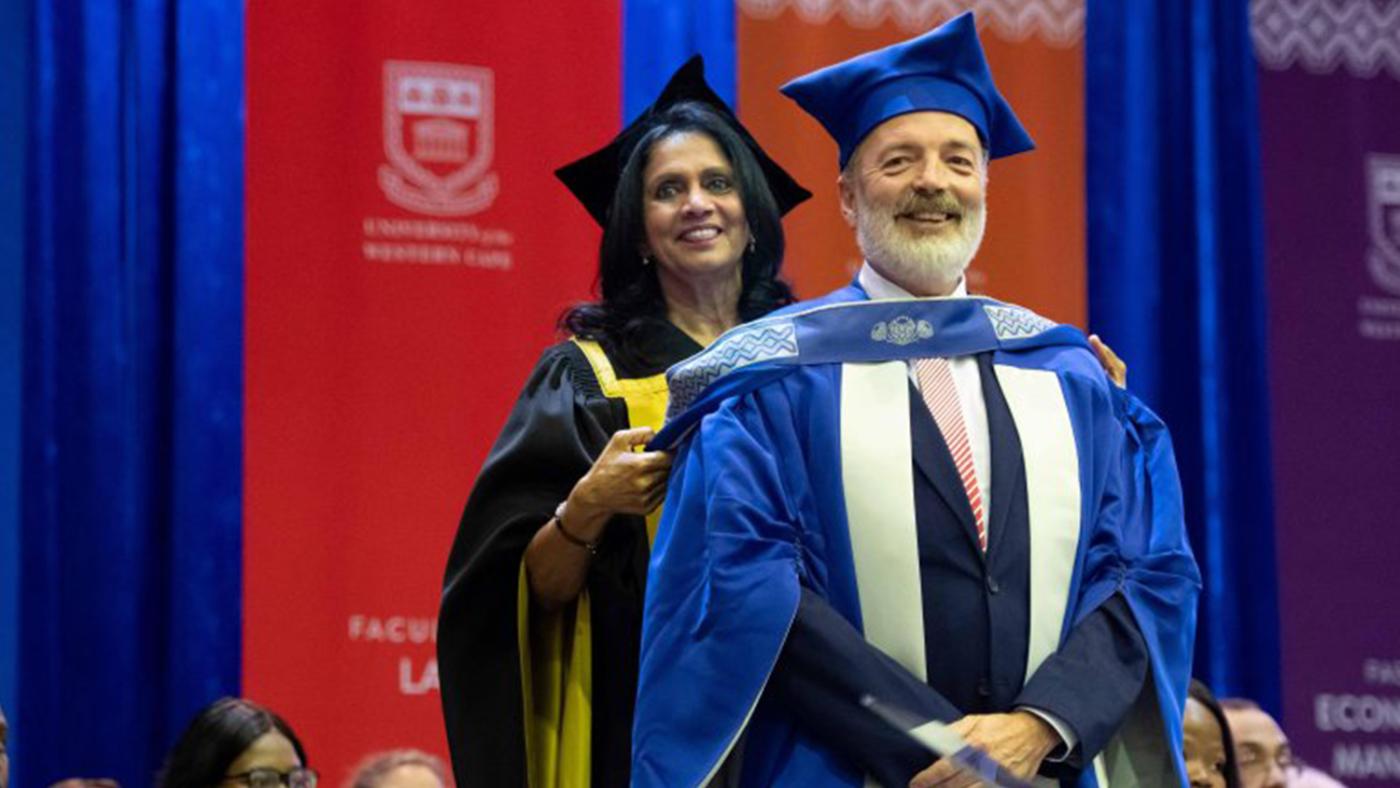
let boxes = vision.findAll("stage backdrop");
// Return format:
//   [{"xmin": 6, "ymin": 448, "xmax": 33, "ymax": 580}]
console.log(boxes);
[
  {"xmin": 736, "ymin": 0, "xmax": 1088, "ymax": 325},
  {"xmin": 246, "ymin": 1, "xmax": 1087, "ymax": 783},
  {"xmin": 1252, "ymin": 0, "xmax": 1400, "ymax": 782},
  {"xmin": 244, "ymin": 2, "xmax": 619, "ymax": 783}
]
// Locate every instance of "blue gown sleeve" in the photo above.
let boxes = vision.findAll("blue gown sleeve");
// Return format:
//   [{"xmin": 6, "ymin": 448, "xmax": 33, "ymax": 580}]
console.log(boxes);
[
  {"xmin": 1065, "ymin": 386, "xmax": 1202, "ymax": 785},
  {"xmin": 630, "ymin": 392, "xmax": 807, "ymax": 787}
]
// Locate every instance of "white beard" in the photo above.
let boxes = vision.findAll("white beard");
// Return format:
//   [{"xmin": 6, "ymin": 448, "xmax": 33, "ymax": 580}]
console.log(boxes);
[{"xmin": 854, "ymin": 189, "xmax": 987, "ymax": 296}]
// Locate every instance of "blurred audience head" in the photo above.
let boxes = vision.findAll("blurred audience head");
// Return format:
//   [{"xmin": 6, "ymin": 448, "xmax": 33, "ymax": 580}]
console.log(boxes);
[
  {"xmin": 1185, "ymin": 679, "xmax": 1242, "ymax": 788},
  {"xmin": 159, "ymin": 697, "xmax": 315, "ymax": 788},
  {"xmin": 48, "ymin": 780, "xmax": 120, "ymax": 787},
  {"xmin": 346, "ymin": 750, "xmax": 446, "ymax": 788},
  {"xmin": 1222, "ymin": 698, "xmax": 1294, "ymax": 788},
  {"xmin": 1, "ymin": 701, "xmax": 9, "ymax": 788}
]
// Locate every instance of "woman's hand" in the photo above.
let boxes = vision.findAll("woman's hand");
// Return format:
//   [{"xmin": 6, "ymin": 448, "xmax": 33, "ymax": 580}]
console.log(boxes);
[
  {"xmin": 526, "ymin": 426, "xmax": 672, "ymax": 610},
  {"xmin": 1088, "ymin": 334, "xmax": 1128, "ymax": 389},
  {"xmin": 563, "ymin": 427, "xmax": 673, "ymax": 541}
]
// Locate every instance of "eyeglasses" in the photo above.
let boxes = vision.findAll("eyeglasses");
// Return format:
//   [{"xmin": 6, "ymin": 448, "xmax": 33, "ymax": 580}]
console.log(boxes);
[{"xmin": 224, "ymin": 767, "xmax": 319, "ymax": 788}]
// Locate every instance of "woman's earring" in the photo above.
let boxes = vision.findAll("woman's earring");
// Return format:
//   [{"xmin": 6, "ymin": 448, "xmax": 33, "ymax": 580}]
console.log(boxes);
[
  {"xmin": 641, "ymin": 253, "xmax": 653, "ymax": 266},
  {"xmin": 747, "ymin": 233, "xmax": 757, "ymax": 254}
]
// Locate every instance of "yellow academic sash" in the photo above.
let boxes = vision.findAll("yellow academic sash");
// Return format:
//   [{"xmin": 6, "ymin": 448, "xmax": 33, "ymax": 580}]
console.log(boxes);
[{"xmin": 518, "ymin": 339, "xmax": 670, "ymax": 788}]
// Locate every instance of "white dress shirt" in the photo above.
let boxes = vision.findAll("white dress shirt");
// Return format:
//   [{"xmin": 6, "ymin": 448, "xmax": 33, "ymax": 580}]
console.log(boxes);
[{"xmin": 858, "ymin": 264, "xmax": 992, "ymax": 532}]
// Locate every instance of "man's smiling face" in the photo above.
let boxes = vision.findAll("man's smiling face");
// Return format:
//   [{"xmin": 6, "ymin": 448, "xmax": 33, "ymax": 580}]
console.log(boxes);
[{"xmin": 840, "ymin": 111, "xmax": 988, "ymax": 296}]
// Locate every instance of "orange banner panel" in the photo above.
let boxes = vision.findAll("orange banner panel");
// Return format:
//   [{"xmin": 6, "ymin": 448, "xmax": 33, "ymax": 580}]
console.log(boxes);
[{"xmin": 738, "ymin": 2, "xmax": 1086, "ymax": 326}]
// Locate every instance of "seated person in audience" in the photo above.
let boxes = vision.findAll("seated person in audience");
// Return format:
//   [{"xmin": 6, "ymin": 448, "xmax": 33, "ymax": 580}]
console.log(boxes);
[
  {"xmin": 159, "ymin": 697, "xmax": 316, "ymax": 788},
  {"xmin": 1185, "ymin": 679, "xmax": 1241, "ymax": 788},
  {"xmin": 347, "ymin": 749, "xmax": 447, "ymax": 788},
  {"xmin": 1221, "ymin": 698, "xmax": 1346, "ymax": 788}
]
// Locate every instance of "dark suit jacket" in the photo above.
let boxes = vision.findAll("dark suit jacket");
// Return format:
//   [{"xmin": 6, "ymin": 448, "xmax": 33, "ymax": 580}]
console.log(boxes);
[{"xmin": 766, "ymin": 354, "xmax": 1149, "ymax": 786}]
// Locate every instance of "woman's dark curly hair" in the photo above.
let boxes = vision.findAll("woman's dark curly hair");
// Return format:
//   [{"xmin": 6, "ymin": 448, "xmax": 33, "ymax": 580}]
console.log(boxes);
[
  {"xmin": 157, "ymin": 697, "xmax": 307, "ymax": 788},
  {"xmin": 561, "ymin": 100, "xmax": 794, "ymax": 346}
]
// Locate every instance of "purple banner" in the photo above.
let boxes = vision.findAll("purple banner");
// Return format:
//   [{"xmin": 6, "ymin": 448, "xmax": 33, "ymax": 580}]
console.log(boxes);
[{"xmin": 1254, "ymin": 0, "xmax": 1400, "ymax": 783}]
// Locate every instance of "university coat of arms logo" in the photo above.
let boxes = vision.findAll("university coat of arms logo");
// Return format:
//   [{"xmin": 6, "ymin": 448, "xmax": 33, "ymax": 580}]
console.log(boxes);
[
  {"xmin": 871, "ymin": 316, "xmax": 934, "ymax": 346},
  {"xmin": 378, "ymin": 61, "xmax": 499, "ymax": 216},
  {"xmin": 1368, "ymin": 154, "xmax": 1400, "ymax": 296}
]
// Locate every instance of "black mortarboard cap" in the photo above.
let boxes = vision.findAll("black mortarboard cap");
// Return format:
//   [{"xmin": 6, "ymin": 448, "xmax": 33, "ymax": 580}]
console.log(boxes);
[{"xmin": 556, "ymin": 55, "xmax": 812, "ymax": 227}]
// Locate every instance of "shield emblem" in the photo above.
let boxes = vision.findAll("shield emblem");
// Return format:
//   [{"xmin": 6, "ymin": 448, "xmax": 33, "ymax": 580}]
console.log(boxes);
[
  {"xmin": 378, "ymin": 61, "xmax": 499, "ymax": 216},
  {"xmin": 1368, "ymin": 154, "xmax": 1400, "ymax": 295}
]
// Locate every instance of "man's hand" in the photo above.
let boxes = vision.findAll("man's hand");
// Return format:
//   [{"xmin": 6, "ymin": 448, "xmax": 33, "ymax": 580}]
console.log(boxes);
[
  {"xmin": 908, "ymin": 711, "xmax": 1061, "ymax": 788},
  {"xmin": 1088, "ymin": 334, "xmax": 1127, "ymax": 389}
]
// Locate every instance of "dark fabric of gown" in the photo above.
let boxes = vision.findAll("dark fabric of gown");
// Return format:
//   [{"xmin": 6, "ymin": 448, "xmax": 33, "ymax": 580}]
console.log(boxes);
[{"xmin": 438, "ymin": 321, "xmax": 701, "ymax": 787}]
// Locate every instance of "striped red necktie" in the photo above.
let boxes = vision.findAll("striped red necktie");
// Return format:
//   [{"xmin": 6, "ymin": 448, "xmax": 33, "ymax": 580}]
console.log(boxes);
[{"xmin": 912, "ymin": 357, "xmax": 986, "ymax": 551}]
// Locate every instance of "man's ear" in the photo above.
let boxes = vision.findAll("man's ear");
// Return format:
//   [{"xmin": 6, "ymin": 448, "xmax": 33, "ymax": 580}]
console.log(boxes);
[{"xmin": 838, "ymin": 174, "xmax": 858, "ymax": 228}]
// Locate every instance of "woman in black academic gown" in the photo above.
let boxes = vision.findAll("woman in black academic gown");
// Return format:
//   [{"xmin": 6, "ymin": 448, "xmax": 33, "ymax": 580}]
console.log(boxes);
[{"xmin": 436, "ymin": 57, "xmax": 810, "ymax": 788}]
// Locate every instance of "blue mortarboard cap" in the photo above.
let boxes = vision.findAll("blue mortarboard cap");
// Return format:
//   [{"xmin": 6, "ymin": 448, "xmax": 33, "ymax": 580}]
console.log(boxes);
[{"xmin": 779, "ymin": 12, "xmax": 1034, "ymax": 168}]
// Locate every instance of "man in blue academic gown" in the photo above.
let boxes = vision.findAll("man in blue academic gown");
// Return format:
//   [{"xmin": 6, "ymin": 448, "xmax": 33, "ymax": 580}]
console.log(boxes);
[{"xmin": 631, "ymin": 12, "xmax": 1201, "ymax": 787}]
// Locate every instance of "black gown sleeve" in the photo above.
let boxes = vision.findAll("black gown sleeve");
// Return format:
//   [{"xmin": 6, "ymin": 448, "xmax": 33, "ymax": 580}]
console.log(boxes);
[
  {"xmin": 769, "ymin": 590, "xmax": 1148, "ymax": 785},
  {"xmin": 1014, "ymin": 593, "xmax": 1149, "ymax": 770},
  {"xmin": 768, "ymin": 588, "xmax": 960, "ymax": 787},
  {"xmin": 436, "ymin": 343, "xmax": 622, "ymax": 788}
]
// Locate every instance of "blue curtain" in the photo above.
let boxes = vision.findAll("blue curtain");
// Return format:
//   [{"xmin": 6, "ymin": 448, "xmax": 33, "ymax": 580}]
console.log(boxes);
[
  {"xmin": 0, "ymin": 0, "xmax": 29, "ymax": 725},
  {"xmin": 622, "ymin": 0, "xmax": 737, "ymax": 121},
  {"xmin": 18, "ymin": 1, "xmax": 243, "ymax": 785},
  {"xmin": 1086, "ymin": 0, "xmax": 1281, "ymax": 712}
]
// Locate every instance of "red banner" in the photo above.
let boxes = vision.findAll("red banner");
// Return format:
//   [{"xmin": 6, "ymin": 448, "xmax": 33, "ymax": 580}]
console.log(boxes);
[
  {"xmin": 245, "ymin": 3, "xmax": 620, "ymax": 783},
  {"xmin": 737, "ymin": 0, "xmax": 1087, "ymax": 325}
]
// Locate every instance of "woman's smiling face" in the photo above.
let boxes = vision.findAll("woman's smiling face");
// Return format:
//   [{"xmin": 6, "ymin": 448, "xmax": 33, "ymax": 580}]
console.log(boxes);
[{"xmin": 641, "ymin": 131, "xmax": 749, "ymax": 290}]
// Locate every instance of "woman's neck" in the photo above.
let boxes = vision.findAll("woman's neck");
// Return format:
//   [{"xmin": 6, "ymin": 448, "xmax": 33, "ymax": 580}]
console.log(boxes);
[{"xmin": 659, "ymin": 269, "xmax": 742, "ymax": 347}]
